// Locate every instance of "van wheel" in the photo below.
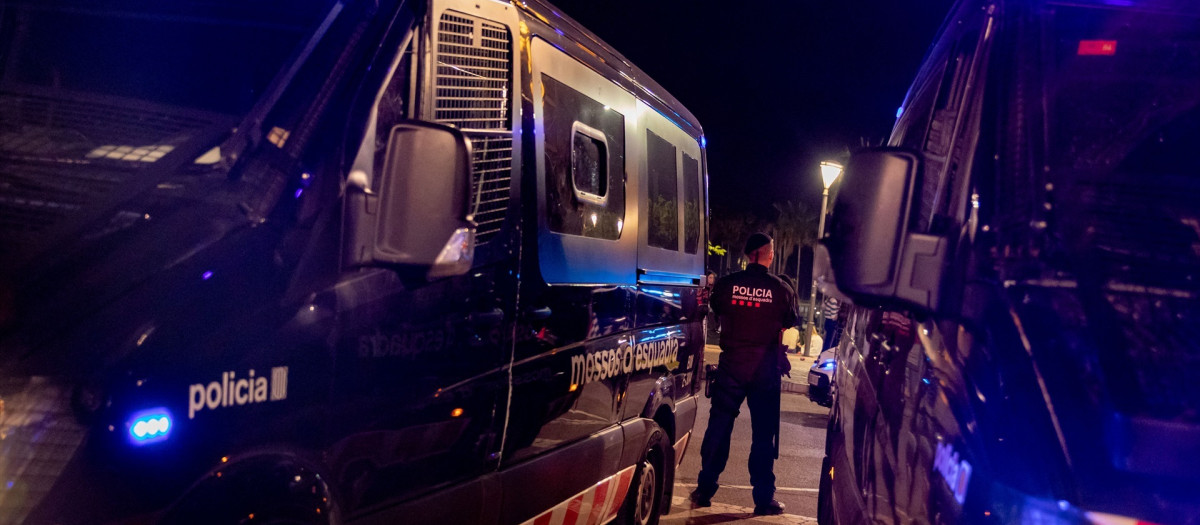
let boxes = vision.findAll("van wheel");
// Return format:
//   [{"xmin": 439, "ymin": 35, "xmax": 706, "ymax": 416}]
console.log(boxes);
[
  {"xmin": 617, "ymin": 422, "xmax": 669, "ymax": 525},
  {"xmin": 162, "ymin": 457, "xmax": 334, "ymax": 525},
  {"xmin": 817, "ymin": 455, "xmax": 835, "ymax": 525}
]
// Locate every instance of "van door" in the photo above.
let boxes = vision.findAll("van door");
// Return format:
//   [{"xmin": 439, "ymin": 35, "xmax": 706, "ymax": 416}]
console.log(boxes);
[
  {"xmin": 841, "ymin": 1, "xmax": 992, "ymax": 522},
  {"xmin": 498, "ymin": 34, "xmax": 637, "ymax": 501},
  {"xmin": 625, "ymin": 104, "xmax": 706, "ymax": 416},
  {"xmin": 327, "ymin": 0, "xmax": 521, "ymax": 521}
]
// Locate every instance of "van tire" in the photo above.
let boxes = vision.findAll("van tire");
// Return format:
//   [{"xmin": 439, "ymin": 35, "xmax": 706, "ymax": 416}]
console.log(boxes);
[
  {"xmin": 162, "ymin": 457, "xmax": 334, "ymax": 525},
  {"xmin": 817, "ymin": 455, "xmax": 835, "ymax": 525},
  {"xmin": 616, "ymin": 421, "xmax": 669, "ymax": 525}
]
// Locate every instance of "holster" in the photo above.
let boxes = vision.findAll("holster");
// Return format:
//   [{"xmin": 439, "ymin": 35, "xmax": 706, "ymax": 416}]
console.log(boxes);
[{"xmin": 704, "ymin": 364, "xmax": 718, "ymax": 398}]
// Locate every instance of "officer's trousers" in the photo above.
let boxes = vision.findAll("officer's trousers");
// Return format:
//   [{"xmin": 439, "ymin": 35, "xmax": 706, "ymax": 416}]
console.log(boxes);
[{"xmin": 695, "ymin": 364, "xmax": 781, "ymax": 506}]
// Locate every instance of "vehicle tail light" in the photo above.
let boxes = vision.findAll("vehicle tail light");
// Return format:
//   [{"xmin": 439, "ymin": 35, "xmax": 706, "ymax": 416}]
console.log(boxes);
[
  {"xmin": 1078, "ymin": 40, "xmax": 1118, "ymax": 56},
  {"xmin": 985, "ymin": 484, "xmax": 1160, "ymax": 525}
]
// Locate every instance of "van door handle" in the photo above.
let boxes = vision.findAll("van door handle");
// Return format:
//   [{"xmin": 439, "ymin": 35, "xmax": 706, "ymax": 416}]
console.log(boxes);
[
  {"xmin": 525, "ymin": 307, "xmax": 552, "ymax": 320},
  {"xmin": 469, "ymin": 308, "xmax": 504, "ymax": 327}
]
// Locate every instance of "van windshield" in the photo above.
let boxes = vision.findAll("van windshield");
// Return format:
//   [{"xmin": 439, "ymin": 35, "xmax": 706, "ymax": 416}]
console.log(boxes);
[
  {"xmin": 0, "ymin": 0, "xmax": 339, "ymax": 261},
  {"xmin": 1036, "ymin": 4, "xmax": 1200, "ymax": 422},
  {"xmin": 0, "ymin": 0, "xmax": 337, "ymax": 114}
]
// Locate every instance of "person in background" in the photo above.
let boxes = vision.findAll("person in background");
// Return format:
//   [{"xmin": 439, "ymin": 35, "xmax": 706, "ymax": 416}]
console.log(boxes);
[
  {"xmin": 777, "ymin": 275, "xmax": 801, "ymax": 353},
  {"xmin": 699, "ymin": 271, "xmax": 717, "ymax": 342},
  {"xmin": 821, "ymin": 294, "xmax": 842, "ymax": 351},
  {"xmin": 690, "ymin": 233, "xmax": 797, "ymax": 516}
]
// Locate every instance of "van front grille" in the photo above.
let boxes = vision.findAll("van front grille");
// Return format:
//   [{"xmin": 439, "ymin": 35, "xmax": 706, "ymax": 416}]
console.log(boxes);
[
  {"xmin": 435, "ymin": 11, "xmax": 513, "ymax": 245},
  {"xmin": 0, "ymin": 377, "xmax": 87, "ymax": 525}
]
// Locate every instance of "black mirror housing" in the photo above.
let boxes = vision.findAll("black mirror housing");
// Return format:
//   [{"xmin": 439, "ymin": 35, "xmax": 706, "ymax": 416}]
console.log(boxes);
[
  {"xmin": 815, "ymin": 148, "xmax": 947, "ymax": 313},
  {"xmin": 344, "ymin": 121, "xmax": 476, "ymax": 277}
]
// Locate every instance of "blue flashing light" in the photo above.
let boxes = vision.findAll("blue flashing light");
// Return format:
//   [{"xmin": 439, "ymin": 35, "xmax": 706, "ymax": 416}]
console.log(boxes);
[
  {"xmin": 201, "ymin": 271, "xmax": 213, "ymax": 281},
  {"xmin": 896, "ymin": 106, "xmax": 904, "ymax": 119},
  {"xmin": 554, "ymin": 28, "xmax": 564, "ymax": 36},
  {"xmin": 818, "ymin": 359, "xmax": 836, "ymax": 370},
  {"xmin": 5, "ymin": 481, "xmax": 12, "ymax": 490},
  {"xmin": 922, "ymin": 377, "xmax": 931, "ymax": 384},
  {"xmin": 700, "ymin": 136, "xmax": 707, "ymax": 148},
  {"xmin": 643, "ymin": 287, "xmax": 681, "ymax": 299},
  {"xmin": 128, "ymin": 408, "xmax": 173, "ymax": 446},
  {"xmin": 294, "ymin": 188, "xmax": 304, "ymax": 199}
]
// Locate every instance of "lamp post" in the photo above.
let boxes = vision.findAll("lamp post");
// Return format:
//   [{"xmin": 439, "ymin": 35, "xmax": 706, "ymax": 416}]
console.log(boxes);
[{"xmin": 803, "ymin": 161, "xmax": 843, "ymax": 356}]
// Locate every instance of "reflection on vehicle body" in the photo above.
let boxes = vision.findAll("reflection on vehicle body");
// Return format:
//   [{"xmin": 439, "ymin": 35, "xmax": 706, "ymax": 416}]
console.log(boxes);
[
  {"xmin": 815, "ymin": 1, "xmax": 1200, "ymax": 524},
  {"xmin": 806, "ymin": 349, "xmax": 836, "ymax": 407}
]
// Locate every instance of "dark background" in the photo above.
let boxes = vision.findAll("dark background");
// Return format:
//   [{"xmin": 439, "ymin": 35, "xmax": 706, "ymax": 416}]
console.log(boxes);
[{"xmin": 545, "ymin": 0, "xmax": 957, "ymax": 214}]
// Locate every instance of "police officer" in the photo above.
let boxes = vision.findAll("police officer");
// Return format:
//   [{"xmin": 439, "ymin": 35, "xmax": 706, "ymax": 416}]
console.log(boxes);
[{"xmin": 690, "ymin": 232, "xmax": 798, "ymax": 516}]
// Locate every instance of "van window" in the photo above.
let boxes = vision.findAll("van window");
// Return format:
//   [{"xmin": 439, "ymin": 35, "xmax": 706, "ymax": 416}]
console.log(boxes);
[
  {"xmin": 926, "ymin": 30, "xmax": 979, "ymax": 157},
  {"xmin": 647, "ymin": 130, "xmax": 679, "ymax": 250},
  {"xmin": 891, "ymin": 12, "xmax": 984, "ymax": 233},
  {"xmin": 572, "ymin": 123, "xmax": 609, "ymax": 204},
  {"xmin": 371, "ymin": 39, "xmax": 417, "ymax": 190},
  {"xmin": 683, "ymin": 153, "xmax": 701, "ymax": 254},
  {"xmin": 433, "ymin": 10, "xmax": 514, "ymax": 245},
  {"xmin": 543, "ymin": 74, "xmax": 626, "ymax": 240}
]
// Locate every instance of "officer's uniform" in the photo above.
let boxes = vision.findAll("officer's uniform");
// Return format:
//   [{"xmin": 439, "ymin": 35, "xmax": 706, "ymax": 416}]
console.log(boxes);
[{"xmin": 695, "ymin": 258, "xmax": 798, "ymax": 510}]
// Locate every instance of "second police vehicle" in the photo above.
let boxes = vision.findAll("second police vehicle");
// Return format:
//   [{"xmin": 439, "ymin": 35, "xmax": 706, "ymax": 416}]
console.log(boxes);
[{"xmin": 816, "ymin": 0, "xmax": 1200, "ymax": 523}]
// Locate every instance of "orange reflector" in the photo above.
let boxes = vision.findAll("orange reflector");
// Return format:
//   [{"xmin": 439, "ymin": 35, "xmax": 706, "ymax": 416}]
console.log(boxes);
[
  {"xmin": 450, "ymin": 408, "xmax": 464, "ymax": 418},
  {"xmin": 1087, "ymin": 511, "xmax": 1163, "ymax": 525},
  {"xmin": 1078, "ymin": 40, "xmax": 1117, "ymax": 56}
]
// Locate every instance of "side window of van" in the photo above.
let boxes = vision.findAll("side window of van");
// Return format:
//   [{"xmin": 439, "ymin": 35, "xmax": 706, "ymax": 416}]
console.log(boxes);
[
  {"xmin": 926, "ymin": 30, "xmax": 980, "ymax": 157},
  {"xmin": 893, "ymin": 21, "xmax": 984, "ymax": 233},
  {"xmin": 543, "ymin": 74, "xmax": 626, "ymax": 240},
  {"xmin": 683, "ymin": 153, "xmax": 701, "ymax": 254},
  {"xmin": 370, "ymin": 39, "xmax": 417, "ymax": 188},
  {"xmin": 636, "ymin": 106, "xmax": 704, "ymax": 281},
  {"xmin": 432, "ymin": 11, "xmax": 515, "ymax": 246},
  {"xmin": 647, "ymin": 130, "xmax": 679, "ymax": 250}
]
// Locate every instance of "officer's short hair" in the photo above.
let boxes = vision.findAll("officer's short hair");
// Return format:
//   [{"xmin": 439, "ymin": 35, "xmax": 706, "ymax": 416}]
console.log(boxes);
[{"xmin": 744, "ymin": 232, "xmax": 772, "ymax": 255}]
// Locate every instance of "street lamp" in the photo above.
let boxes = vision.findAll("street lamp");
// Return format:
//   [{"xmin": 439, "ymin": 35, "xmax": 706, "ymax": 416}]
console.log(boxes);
[{"xmin": 803, "ymin": 161, "xmax": 843, "ymax": 356}]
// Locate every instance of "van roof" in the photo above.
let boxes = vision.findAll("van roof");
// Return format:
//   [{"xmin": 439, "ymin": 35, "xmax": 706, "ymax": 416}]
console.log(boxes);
[{"xmin": 512, "ymin": 0, "xmax": 705, "ymax": 139}]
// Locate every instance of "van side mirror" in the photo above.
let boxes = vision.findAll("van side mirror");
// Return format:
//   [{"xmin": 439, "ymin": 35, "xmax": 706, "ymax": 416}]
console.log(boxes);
[
  {"xmin": 814, "ymin": 148, "xmax": 947, "ymax": 313},
  {"xmin": 344, "ymin": 121, "xmax": 476, "ymax": 278}
]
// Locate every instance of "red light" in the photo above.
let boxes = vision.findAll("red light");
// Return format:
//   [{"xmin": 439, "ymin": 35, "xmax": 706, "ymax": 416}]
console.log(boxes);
[{"xmin": 1078, "ymin": 40, "xmax": 1117, "ymax": 56}]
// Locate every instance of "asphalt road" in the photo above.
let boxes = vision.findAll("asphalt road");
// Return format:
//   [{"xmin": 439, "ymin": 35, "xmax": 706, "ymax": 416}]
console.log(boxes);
[{"xmin": 661, "ymin": 347, "xmax": 829, "ymax": 525}]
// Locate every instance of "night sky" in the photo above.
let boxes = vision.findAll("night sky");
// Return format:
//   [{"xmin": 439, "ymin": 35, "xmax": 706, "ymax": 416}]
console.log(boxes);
[{"xmin": 546, "ymin": 0, "xmax": 956, "ymax": 215}]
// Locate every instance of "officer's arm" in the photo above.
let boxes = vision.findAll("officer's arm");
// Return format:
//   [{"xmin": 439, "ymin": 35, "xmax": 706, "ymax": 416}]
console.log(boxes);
[
  {"xmin": 711, "ymin": 278, "xmax": 729, "ymax": 317},
  {"xmin": 782, "ymin": 283, "xmax": 799, "ymax": 327}
]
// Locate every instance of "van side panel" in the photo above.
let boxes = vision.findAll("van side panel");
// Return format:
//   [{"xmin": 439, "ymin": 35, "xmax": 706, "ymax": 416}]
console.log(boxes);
[
  {"xmin": 498, "ymin": 15, "xmax": 704, "ymax": 522},
  {"xmin": 328, "ymin": 0, "xmax": 522, "ymax": 519}
]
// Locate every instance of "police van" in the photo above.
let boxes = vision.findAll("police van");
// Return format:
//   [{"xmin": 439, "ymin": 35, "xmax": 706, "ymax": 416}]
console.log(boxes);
[
  {"xmin": 0, "ymin": 0, "xmax": 708, "ymax": 523},
  {"xmin": 815, "ymin": 0, "xmax": 1200, "ymax": 523}
]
